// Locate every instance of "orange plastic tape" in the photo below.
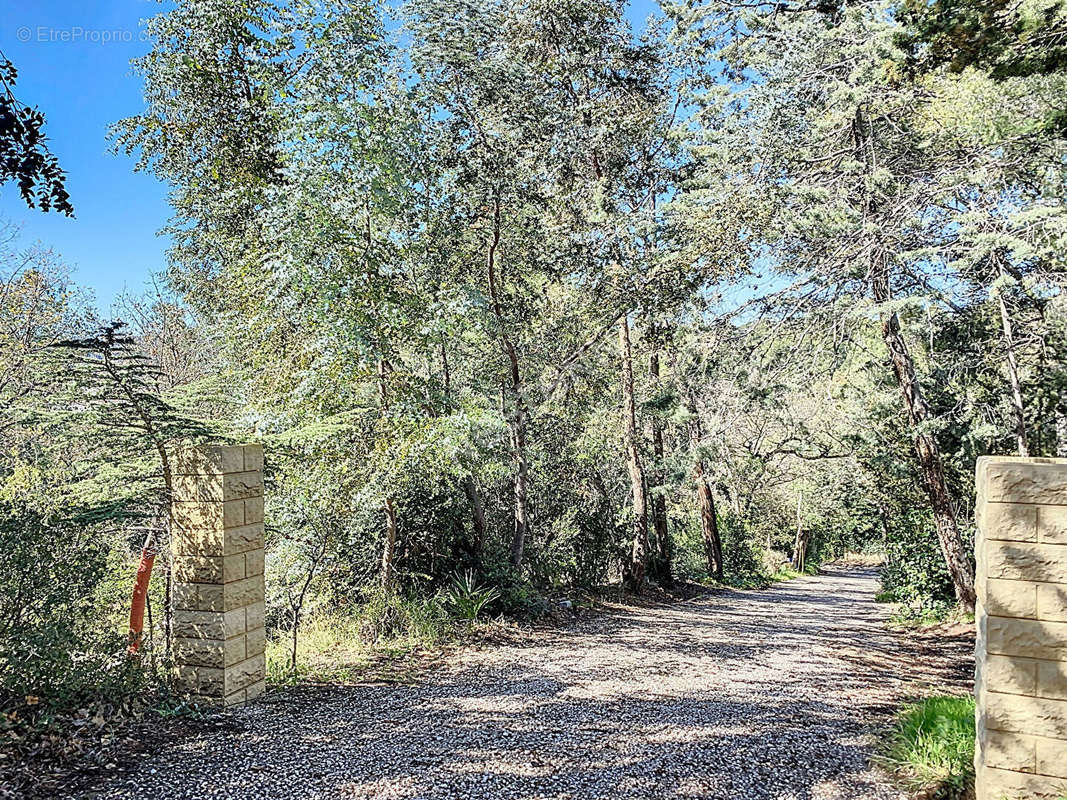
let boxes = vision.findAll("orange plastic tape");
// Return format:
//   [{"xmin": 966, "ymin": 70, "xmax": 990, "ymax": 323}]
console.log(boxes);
[{"xmin": 127, "ymin": 548, "xmax": 156, "ymax": 655}]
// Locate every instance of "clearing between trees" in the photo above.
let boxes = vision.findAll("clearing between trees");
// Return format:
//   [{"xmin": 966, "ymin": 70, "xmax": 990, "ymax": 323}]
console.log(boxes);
[{"xmin": 82, "ymin": 567, "xmax": 971, "ymax": 800}]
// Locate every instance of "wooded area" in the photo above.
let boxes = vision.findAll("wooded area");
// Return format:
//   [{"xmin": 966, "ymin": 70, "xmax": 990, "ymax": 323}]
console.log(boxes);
[{"xmin": 1, "ymin": 0, "xmax": 1065, "ymax": 713}]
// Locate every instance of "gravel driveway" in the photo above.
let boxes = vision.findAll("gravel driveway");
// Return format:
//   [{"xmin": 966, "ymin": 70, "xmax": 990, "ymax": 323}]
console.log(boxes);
[{"xmin": 81, "ymin": 566, "xmax": 969, "ymax": 800}]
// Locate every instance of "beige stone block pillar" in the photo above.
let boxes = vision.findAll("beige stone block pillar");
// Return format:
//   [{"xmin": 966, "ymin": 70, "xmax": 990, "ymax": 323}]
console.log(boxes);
[
  {"xmin": 170, "ymin": 444, "xmax": 266, "ymax": 707},
  {"xmin": 975, "ymin": 457, "xmax": 1067, "ymax": 799}
]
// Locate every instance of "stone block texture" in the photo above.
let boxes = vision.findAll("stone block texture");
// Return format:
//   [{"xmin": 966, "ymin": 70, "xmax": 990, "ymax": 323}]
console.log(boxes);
[
  {"xmin": 171, "ymin": 444, "xmax": 266, "ymax": 707},
  {"xmin": 975, "ymin": 457, "xmax": 1067, "ymax": 799}
]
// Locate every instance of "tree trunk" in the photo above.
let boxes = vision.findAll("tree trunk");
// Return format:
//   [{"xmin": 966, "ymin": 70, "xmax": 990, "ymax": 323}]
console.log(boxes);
[
  {"xmin": 792, "ymin": 494, "xmax": 802, "ymax": 568},
  {"xmin": 378, "ymin": 358, "xmax": 399, "ymax": 591},
  {"xmin": 381, "ymin": 495, "xmax": 398, "ymax": 590},
  {"xmin": 619, "ymin": 316, "xmax": 648, "ymax": 590},
  {"xmin": 870, "ymin": 254, "xmax": 976, "ymax": 612},
  {"xmin": 695, "ymin": 461, "xmax": 723, "ymax": 580},
  {"xmin": 508, "ymin": 394, "xmax": 531, "ymax": 570},
  {"xmin": 791, "ymin": 495, "xmax": 809, "ymax": 572},
  {"xmin": 648, "ymin": 352, "xmax": 672, "ymax": 585},
  {"xmin": 463, "ymin": 474, "xmax": 487, "ymax": 564},
  {"xmin": 878, "ymin": 501, "xmax": 891, "ymax": 548},
  {"xmin": 685, "ymin": 389, "xmax": 723, "ymax": 580},
  {"xmin": 484, "ymin": 192, "xmax": 531, "ymax": 571},
  {"xmin": 792, "ymin": 529, "xmax": 810, "ymax": 573},
  {"xmin": 1058, "ymin": 404, "xmax": 1067, "ymax": 458},
  {"xmin": 996, "ymin": 281, "xmax": 1029, "ymax": 456}
]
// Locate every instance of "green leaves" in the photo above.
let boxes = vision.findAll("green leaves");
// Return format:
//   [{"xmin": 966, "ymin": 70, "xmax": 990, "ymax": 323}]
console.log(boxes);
[{"xmin": 0, "ymin": 55, "xmax": 73, "ymax": 216}]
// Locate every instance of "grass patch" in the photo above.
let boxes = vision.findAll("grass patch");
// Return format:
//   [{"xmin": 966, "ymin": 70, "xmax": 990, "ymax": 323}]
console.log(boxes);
[
  {"xmin": 769, "ymin": 563, "xmax": 818, "ymax": 582},
  {"xmin": 881, "ymin": 695, "xmax": 975, "ymax": 799},
  {"xmin": 267, "ymin": 613, "xmax": 373, "ymax": 686},
  {"xmin": 769, "ymin": 566, "xmax": 803, "ymax": 582},
  {"xmin": 266, "ymin": 589, "xmax": 457, "ymax": 686},
  {"xmin": 890, "ymin": 600, "xmax": 974, "ymax": 630},
  {"xmin": 264, "ymin": 583, "xmax": 524, "ymax": 687}
]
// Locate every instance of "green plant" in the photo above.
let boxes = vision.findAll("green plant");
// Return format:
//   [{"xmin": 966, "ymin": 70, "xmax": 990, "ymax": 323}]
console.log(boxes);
[
  {"xmin": 769, "ymin": 566, "xmax": 804, "ymax": 582},
  {"xmin": 356, "ymin": 589, "xmax": 451, "ymax": 645},
  {"xmin": 266, "ymin": 592, "xmax": 455, "ymax": 687},
  {"xmin": 444, "ymin": 571, "xmax": 500, "ymax": 622},
  {"xmin": 881, "ymin": 695, "xmax": 975, "ymax": 799},
  {"xmin": 0, "ymin": 498, "xmax": 153, "ymax": 712},
  {"xmin": 266, "ymin": 612, "xmax": 369, "ymax": 685},
  {"xmin": 891, "ymin": 599, "xmax": 960, "ymax": 628}
]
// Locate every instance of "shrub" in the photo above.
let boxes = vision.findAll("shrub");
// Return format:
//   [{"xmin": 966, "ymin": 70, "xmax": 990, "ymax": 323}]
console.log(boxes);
[
  {"xmin": 444, "ymin": 571, "xmax": 499, "ymax": 621},
  {"xmin": 485, "ymin": 572, "xmax": 549, "ymax": 618},
  {"xmin": 0, "ymin": 499, "xmax": 151, "ymax": 712},
  {"xmin": 881, "ymin": 508, "xmax": 960, "ymax": 610},
  {"xmin": 718, "ymin": 513, "xmax": 767, "ymax": 583}
]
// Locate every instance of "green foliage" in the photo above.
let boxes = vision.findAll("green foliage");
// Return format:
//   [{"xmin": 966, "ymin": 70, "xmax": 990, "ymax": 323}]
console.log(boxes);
[
  {"xmin": 355, "ymin": 588, "xmax": 452, "ymax": 646},
  {"xmin": 881, "ymin": 509, "xmax": 959, "ymax": 611},
  {"xmin": 0, "ymin": 496, "xmax": 147, "ymax": 710},
  {"xmin": 475, "ymin": 563, "xmax": 550, "ymax": 619},
  {"xmin": 6, "ymin": 0, "xmax": 1067, "ymax": 718},
  {"xmin": 0, "ymin": 243, "xmax": 211, "ymax": 713},
  {"xmin": 898, "ymin": 0, "xmax": 1067, "ymax": 83},
  {"xmin": 717, "ymin": 513, "xmax": 769, "ymax": 583},
  {"xmin": 443, "ymin": 571, "xmax": 500, "ymax": 621},
  {"xmin": 882, "ymin": 695, "xmax": 976, "ymax": 798},
  {"xmin": 0, "ymin": 56, "xmax": 73, "ymax": 214},
  {"xmin": 667, "ymin": 521, "xmax": 709, "ymax": 584},
  {"xmin": 265, "ymin": 596, "xmax": 451, "ymax": 686}
]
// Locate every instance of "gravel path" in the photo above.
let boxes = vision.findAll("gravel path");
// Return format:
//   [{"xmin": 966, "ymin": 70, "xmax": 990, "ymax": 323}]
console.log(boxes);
[{"xmin": 82, "ymin": 566, "xmax": 967, "ymax": 800}]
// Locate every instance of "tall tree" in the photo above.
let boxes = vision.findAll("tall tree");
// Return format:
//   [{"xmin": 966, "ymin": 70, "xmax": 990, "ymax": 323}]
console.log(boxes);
[{"xmin": 618, "ymin": 315, "xmax": 649, "ymax": 587}]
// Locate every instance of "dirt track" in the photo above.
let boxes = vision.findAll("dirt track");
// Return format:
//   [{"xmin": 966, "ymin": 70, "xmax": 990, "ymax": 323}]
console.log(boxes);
[{"xmin": 82, "ymin": 566, "xmax": 973, "ymax": 800}]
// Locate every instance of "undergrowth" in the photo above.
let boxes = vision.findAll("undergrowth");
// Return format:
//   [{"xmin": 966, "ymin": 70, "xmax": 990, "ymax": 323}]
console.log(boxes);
[
  {"xmin": 880, "ymin": 695, "xmax": 975, "ymax": 799},
  {"xmin": 267, "ymin": 575, "xmax": 518, "ymax": 686},
  {"xmin": 890, "ymin": 601, "xmax": 974, "ymax": 629},
  {"xmin": 267, "ymin": 594, "xmax": 452, "ymax": 686}
]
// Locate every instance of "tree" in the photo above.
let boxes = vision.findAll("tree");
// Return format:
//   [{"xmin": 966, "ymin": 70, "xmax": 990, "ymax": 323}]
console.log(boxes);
[
  {"xmin": 898, "ymin": 0, "xmax": 1067, "ymax": 86},
  {"xmin": 618, "ymin": 315, "xmax": 649, "ymax": 587}
]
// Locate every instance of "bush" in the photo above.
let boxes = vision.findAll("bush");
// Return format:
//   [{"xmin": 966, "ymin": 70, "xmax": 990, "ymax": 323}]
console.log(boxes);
[
  {"xmin": 882, "ymin": 695, "xmax": 975, "ymax": 799},
  {"xmin": 670, "ymin": 519, "xmax": 709, "ymax": 583},
  {"xmin": 881, "ymin": 509, "xmax": 961, "ymax": 612},
  {"xmin": 487, "ymin": 573, "xmax": 549, "ymax": 618},
  {"xmin": 444, "ymin": 571, "xmax": 500, "ymax": 621},
  {"xmin": 0, "ymin": 499, "xmax": 151, "ymax": 712},
  {"xmin": 718, "ymin": 513, "xmax": 767, "ymax": 583}
]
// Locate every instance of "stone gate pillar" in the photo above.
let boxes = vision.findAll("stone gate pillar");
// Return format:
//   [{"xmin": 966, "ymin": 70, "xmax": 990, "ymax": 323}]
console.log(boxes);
[
  {"xmin": 170, "ymin": 444, "xmax": 266, "ymax": 707},
  {"xmin": 975, "ymin": 457, "xmax": 1067, "ymax": 800}
]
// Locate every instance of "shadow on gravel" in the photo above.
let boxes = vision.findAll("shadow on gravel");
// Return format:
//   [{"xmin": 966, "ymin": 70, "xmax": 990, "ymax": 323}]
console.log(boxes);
[
  {"xmin": 82, "ymin": 682, "xmax": 880, "ymax": 800},
  {"xmin": 70, "ymin": 567, "xmax": 964, "ymax": 800}
]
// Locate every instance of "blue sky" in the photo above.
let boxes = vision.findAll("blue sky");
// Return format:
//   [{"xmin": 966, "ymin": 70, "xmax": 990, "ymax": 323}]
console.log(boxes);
[
  {"xmin": 1, "ymin": 0, "xmax": 663, "ymax": 312},
  {"xmin": 1, "ymin": 0, "xmax": 171, "ymax": 312}
]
